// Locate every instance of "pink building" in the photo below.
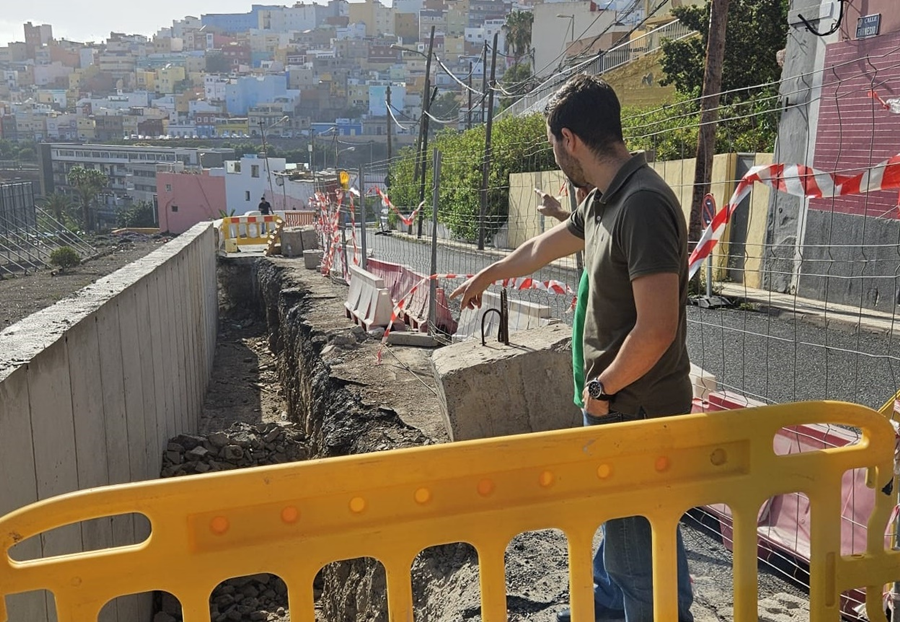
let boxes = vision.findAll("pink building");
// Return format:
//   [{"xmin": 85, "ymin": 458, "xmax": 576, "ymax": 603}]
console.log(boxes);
[{"xmin": 157, "ymin": 169, "xmax": 227, "ymax": 234}]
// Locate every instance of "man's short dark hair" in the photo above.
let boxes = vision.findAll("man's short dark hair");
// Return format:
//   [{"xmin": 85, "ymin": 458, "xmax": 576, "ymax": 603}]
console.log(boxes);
[{"xmin": 544, "ymin": 74, "xmax": 624, "ymax": 157}]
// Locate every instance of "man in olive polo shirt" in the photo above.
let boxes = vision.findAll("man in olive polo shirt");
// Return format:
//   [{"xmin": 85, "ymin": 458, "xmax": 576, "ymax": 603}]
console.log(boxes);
[{"xmin": 451, "ymin": 74, "xmax": 694, "ymax": 622}]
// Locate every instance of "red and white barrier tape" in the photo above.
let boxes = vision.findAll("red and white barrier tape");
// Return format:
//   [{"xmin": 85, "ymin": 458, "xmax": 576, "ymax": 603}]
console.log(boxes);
[
  {"xmin": 377, "ymin": 273, "xmax": 578, "ymax": 362},
  {"xmin": 374, "ymin": 187, "xmax": 425, "ymax": 227},
  {"xmin": 688, "ymin": 153, "xmax": 900, "ymax": 279}
]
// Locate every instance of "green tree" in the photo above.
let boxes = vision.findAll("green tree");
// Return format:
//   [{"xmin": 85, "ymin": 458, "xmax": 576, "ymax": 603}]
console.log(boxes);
[
  {"xmin": 505, "ymin": 10, "xmax": 534, "ymax": 71},
  {"xmin": 388, "ymin": 113, "xmax": 555, "ymax": 241},
  {"xmin": 16, "ymin": 146, "xmax": 36, "ymax": 162},
  {"xmin": 66, "ymin": 167, "xmax": 108, "ymax": 231},
  {"xmin": 116, "ymin": 201, "xmax": 157, "ymax": 228},
  {"xmin": 49, "ymin": 247, "xmax": 81, "ymax": 273},
  {"xmin": 39, "ymin": 192, "xmax": 73, "ymax": 225},
  {"xmin": 660, "ymin": 0, "xmax": 789, "ymax": 98},
  {"xmin": 499, "ymin": 63, "xmax": 535, "ymax": 111}
]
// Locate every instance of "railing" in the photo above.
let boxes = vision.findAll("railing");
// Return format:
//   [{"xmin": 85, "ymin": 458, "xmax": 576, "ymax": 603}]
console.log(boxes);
[
  {"xmin": 1, "ymin": 401, "xmax": 897, "ymax": 622},
  {"xmin": 499, "ymin": 19, "xmax": 697, "ymax": 119}
]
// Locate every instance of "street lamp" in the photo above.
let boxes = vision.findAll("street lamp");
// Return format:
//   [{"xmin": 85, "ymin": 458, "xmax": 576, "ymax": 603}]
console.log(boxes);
[
  {"xmin": 336, "ymin": 146, "xmax": 355, "ymax": 168},
  {"xmin": 556, "ymin": 14, "xmax": 575, "ymax": 51}
]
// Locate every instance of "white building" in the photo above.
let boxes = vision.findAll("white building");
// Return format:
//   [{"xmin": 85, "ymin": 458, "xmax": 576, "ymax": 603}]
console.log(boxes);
[
  {"xmin": 205, "ymin": 75, "xmax": 230, "ymax": 102},
  {"xmin": 222, "ymin": 154, "xmax": 288, "ymax": 215}
]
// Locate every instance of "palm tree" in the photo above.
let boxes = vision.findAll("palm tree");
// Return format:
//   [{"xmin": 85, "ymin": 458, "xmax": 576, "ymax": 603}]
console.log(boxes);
[
  {"xmin": 505, "ymin": 10, "xmax": 534, "ymax": 72},
  {"xmin": 39, "ymin": 192, "xmax": 73, "ymax": 226},
  {"xmin": 66, "ymin": 167, "xmax": 108, "ymax": 231}
]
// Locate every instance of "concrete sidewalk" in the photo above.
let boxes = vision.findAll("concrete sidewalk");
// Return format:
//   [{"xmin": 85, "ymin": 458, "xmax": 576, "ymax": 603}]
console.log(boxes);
[{"xmin": 717, "ymin": 282, "xmax": 900, "ymax": 335}]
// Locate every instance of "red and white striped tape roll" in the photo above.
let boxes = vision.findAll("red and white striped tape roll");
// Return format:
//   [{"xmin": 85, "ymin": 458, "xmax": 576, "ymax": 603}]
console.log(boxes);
[{"xmin": 688, "ymin": 154, "xmax": 900, "ymax": 279}]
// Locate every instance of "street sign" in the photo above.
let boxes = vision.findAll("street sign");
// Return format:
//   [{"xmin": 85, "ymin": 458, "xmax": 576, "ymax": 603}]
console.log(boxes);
[
  {"xmin": 702, "ymin": 193, "xmax": 716, "ymax": 226},
  {"xmin": 856, "ymin": 14, "xmax": 881, "ymax": 39}
]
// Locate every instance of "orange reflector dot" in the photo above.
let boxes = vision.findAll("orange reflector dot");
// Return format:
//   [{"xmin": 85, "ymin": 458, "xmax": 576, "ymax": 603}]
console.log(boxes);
[
  {"xmin": 414, "ymin": 488, "xmax": 432, "ymax": 504},
  {"xmin": 210, "ymin": 516, "xmax": 229, "ymax": 535},
  {"xmin": 597, "ymin": 464, "xmax": 612, "ymax": 479},
  {"xmin": 477, "ymin": 479, "xmax": 495, "ymax": 496},
  {"xmin": 281, "ymin": 506, "xmax": 300, "ymax": 524},
  {"xmin": 349, "ymin": 497, "xmax": 367, "ymax": 513},
  {"xmin": 655, "ymin": 456, "xmax": 670, "ymax": 472},
  {"xmin": 539, "ymin": 471, "xmax": 555, "ymax": 487}
]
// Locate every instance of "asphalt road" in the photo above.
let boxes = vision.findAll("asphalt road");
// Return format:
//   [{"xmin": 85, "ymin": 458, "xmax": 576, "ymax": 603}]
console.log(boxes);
[{"xmin": 365, "ymin": 229, "xmax": 900, "ymax": 411}]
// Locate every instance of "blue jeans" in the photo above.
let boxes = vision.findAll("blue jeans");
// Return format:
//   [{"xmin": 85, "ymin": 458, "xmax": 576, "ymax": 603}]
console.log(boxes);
[{"xmin": 584, "ymin": 410, "xmax": 694, "ymax": 622}]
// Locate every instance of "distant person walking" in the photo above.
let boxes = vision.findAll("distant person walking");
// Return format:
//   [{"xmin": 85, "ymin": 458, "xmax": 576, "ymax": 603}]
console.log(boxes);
[{"xmin": 258, "ymin": 196, "xmax": 272, "ymax": 215}]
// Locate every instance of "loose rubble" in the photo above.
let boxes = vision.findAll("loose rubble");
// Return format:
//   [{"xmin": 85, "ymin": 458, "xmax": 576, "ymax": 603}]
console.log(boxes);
[
  {"xmin": 160, "ymin": 422, "xmax": 308, "ymax": 477},
  {"xmin": 158, "ymin": 421, "xmax": 310, "ymax": 621}
]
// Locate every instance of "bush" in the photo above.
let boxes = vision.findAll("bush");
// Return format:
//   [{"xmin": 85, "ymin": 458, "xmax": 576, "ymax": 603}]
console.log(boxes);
[{"xmin": 49, "ymin": 247, "xmax": 81, "ymax": 272}]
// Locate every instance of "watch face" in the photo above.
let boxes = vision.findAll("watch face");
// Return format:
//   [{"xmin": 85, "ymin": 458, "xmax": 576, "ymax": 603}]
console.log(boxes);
[{"xmin": 588, "ymin": 380, "xmax": 603, "ymax": 399}]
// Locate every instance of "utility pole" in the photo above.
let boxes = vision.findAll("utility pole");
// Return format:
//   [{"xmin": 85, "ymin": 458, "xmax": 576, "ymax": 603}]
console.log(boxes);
[
  {"xmin": 386, "ymin": 84, "xmax": 392, "ymax": 163},
  {"xmin": 467, "ymin": 61, "xmax": 473, "ymax": 130},
  {"xmin": 480, "ymin": 42, "xmax": 487, "ymax": 124},
  {"xmin": 415, "ymin": 25, "xmax": 435, "ymax": 238},
  {"xmin": 689, "ymin": 0, "xmax": 731, "ymax": 259},
  {"xmin": 478, "ymin": 32, "xmax": 499, "ymax": 251}
]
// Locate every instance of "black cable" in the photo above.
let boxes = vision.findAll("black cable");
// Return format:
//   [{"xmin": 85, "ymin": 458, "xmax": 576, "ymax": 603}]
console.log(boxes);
[{"xmin": 798, "ymin": 0, "xmax": 845, "ymax": 37}]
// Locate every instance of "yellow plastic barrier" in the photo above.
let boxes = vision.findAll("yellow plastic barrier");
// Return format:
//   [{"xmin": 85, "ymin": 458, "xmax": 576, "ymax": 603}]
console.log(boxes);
[
  {"xmin": 1, "ymin": 401, "xmax": 897, "ymax": 622},
  {"xmin": 220, "ymin": 215, "xmax": 283, "ymax": 251}
]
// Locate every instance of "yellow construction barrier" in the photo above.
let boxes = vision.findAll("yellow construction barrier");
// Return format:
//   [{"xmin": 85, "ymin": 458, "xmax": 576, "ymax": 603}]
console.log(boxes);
[
  {"xmin": 1, "ymin": 401, "xmax": 897, "ymax": 622},
  {"xmin": 220, "ymin": 215, "xmax": 283, "ymax": 252}
]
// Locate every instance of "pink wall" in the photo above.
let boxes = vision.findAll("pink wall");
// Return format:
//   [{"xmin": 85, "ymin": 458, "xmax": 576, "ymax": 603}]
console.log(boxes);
[
  {"xmin": 812, "ymin": 26, "xmax": 900, "ymax": 218},
  {"xmin": 157, "ymin": 171, "xmax": 227, "ymax": 234}
]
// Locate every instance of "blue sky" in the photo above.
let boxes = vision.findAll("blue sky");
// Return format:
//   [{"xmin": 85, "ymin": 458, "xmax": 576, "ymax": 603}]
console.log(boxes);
[{"xmin": 1, "ymin": 0, "xmax": 382, "ymax": 47}]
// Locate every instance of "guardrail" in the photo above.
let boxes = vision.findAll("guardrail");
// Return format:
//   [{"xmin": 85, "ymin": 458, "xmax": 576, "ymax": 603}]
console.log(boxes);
[
  {"xmin": 220, "ymin": 215, "xmax": 283, "ymax": 252},
  {"xmin": 1, "ymin": 401, "xmax": 897, "ymax": 622}
]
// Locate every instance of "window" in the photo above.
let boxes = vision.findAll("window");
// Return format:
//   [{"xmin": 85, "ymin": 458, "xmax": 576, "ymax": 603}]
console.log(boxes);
[
  {"xmin": 245, "ymin": 191, "xmax": 251, "ymax": 201},
  {"xmin": 165, "ymin": 184, "xmax": 172, "ymax": 192},
  {"xmin": 171, "ymin": 204, "xmax": 179, "ymax": 212},
  {"xmin": 251, "ymin": 165, "xmax": 260, "ymax": 178}
]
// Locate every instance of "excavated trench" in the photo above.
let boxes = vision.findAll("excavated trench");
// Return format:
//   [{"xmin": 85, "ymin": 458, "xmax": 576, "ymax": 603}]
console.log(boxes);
[{"xmin": 203, "ymin": 256, "xmax": 810, "ymax": 622}]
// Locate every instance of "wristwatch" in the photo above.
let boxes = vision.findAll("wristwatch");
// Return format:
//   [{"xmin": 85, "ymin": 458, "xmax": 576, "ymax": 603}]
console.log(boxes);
[{"xmin": 586, "ymin": 378, "xmax": 615, "ymax": 401}]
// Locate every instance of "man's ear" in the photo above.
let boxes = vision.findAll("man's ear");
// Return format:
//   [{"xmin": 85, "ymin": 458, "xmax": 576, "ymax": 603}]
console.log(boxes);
[{"xmin": 559, "ymin": 127, "xmax": 577, "ymax": 153}]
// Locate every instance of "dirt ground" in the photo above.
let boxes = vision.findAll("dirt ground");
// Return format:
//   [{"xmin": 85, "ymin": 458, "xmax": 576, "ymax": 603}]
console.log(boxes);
[{"xmin": 0, "ymin": 233, "xmax": 171, "ymax": 329}]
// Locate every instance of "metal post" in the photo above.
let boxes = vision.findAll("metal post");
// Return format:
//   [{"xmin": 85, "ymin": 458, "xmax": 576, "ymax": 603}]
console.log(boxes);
[
  {"xmin": 359, "ymin": 163, "xmax": 367, "ymax": 271},
  {"xmin": 416, "ymin": 26, "xmax": 436, "ymax": 239},
  {"xmin": 340, "ymin": 194, "xmax": 349, "ymax": 283},
  {"xmin": 480, "ymin": 42, "xmax": 487, "ymax": 124},
  {"xmin": 467, "ymin": 61, "xmax": 473, "ymax": 130},
  {"xmin": 386, "ymin": 85, "xmax": 392, "ymax": 164},
  {"xmin": 428, "ymin": 148, "xmax": 441, "ymax": 337},
  {"xmin": 567, "ymin": 182, "xmax": 584, "ymax": 281},
  {"xmin": 477, "ymin": 33, "xmax": 498, "ymax": 251}
]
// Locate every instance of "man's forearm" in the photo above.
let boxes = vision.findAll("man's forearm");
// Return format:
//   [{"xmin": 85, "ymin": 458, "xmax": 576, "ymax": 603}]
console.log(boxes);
[{"xmin": 597, "ymin": 328, "xmax": 673, "ymax": 396}]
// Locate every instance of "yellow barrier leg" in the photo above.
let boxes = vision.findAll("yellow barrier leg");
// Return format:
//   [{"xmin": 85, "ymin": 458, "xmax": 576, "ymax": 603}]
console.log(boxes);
[
  {"xmin": 567, "ymin": 528, "xmax": 596, "ymax": 622},
  {"xmin": 651, "ymin": 515, "xmax": 679, "ymax": 622},
  {"xmin": 286, "ymin": 574, "xmax": 317, "ymax": 622},
  {"xmin": 732, "ymin": 502, "xmax": 760, "ymax": 622},
  {"xmin": 477, "ymin": 542, "xmax": 508, "ymax": 622},
  {"xmin": 809, "ymin": 485, "xmax": 843, "ymax": 622},
  {"xmin": 386, "ymin": 558, "xmax": 415, "ymax": 622},
  {"xmin": 54, "ymin": 595, "xmax": 101, "ymax": 622}
]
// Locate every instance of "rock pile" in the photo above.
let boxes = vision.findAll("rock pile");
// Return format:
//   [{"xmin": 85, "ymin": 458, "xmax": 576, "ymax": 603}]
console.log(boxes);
[
  {"xmin": 153, "ymin": 574, "xmax": 294, "ymax": 622},
  {"xmin": 156, "ymin": 421, "xmax": 310, "ymax": 621},
  {"xmin": 160, "ymin": 422, "xmax": 308, "ymax": 477}
]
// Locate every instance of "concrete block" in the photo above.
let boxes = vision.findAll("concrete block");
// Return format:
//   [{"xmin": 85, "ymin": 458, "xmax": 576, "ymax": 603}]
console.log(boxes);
[
  {"xmin": 300, "ymin": 227, "xmax": 318, "ymax": 251},
  {"xmin": 690, "ymin": 363, "xmax": 717, "ymax": 401},
  {"xmin": 431, "ymin": 323, "xmax": 581, "ymax": 441},
  {"xmin": 280, "ymin": 228, "xmax": 305, "ymax": 257},
  {"xmin": 304, "ymin": 249, "xmax": 324, "ymax": 270}
]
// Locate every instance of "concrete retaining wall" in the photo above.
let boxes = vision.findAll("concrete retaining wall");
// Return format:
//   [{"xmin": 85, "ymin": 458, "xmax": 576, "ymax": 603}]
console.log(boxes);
[{"xmin": 0, "ymin": 223, "xmax": 218, "ymax": 622}]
